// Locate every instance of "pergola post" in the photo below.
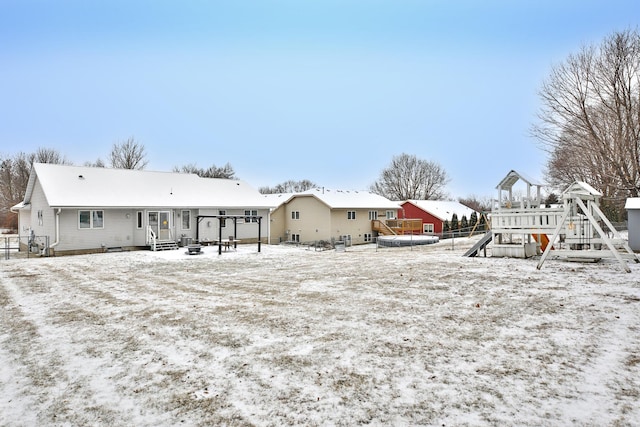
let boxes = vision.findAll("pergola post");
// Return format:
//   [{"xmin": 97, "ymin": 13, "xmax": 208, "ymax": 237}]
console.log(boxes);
[{"xmin": 258, "ymin": 217, "xmax": 262, "ymax": 252}]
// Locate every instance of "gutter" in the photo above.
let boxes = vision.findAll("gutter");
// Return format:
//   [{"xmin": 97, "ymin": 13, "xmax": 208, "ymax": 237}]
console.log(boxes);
[{"xmin": 49, "ymin": 208, "xmax": 61, "ymax": 252}]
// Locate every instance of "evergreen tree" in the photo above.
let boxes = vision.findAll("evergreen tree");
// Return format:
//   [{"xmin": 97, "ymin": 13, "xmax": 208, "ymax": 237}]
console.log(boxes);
[
  {"xmin": 545, "ymin": 193, "xmax": 560, "ymax": 207},
  {"xmin": 450, "ymin": 213, "xmax": 459, "ymax": 234},
  {"xmin": 479, "ymin": 213, "xmax": 487, "ymax": 231},
  {"xmin": 461, "ymin": 215, "xmax": 469, "ymax": 233},
  {"xmin": 470, "ymin": 211, "xmax": 478, "ymax": 229}
]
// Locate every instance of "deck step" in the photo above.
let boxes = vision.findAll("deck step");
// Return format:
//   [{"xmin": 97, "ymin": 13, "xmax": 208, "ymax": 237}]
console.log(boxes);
[{"xmin": 153, "ymin": 240, "xmax": 179, "ymax": 251}]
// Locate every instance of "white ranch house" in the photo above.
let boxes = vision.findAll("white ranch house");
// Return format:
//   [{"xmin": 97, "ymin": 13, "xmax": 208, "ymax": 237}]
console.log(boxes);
[{"xmin": 12, "ymin": 163, "xmax": 274, "ymax": 255}]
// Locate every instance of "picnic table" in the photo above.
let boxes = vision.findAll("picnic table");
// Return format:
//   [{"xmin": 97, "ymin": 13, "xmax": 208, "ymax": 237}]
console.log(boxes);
[{"xmin": 215, "ymin": 239, "xmax": 240, "ymax": 251}]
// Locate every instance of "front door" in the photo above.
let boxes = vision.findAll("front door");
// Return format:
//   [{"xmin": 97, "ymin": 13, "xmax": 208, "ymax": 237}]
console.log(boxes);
[{"xmin": 149, "ymin": 211, "xmax": 171, "ymax": 240}]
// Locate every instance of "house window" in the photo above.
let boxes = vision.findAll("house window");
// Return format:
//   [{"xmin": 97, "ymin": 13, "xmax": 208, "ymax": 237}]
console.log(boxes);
[
  {"xmin": 347, "ymin": 211, "xmax": 356, "ymax": 220},
  {"xmin": 245, "ymin": 209, "xmax": 258, "ymax": 223},
  {"xmin": 386, "ymin": 210, "xmax": 396, "ymax": 219},
  {"xmin": 291, "ymin": 233, "xmax": 300, "ymax": 242},
  {"xmin": 136, "ymin": 211, "xmax": 143, "ymax": 229},
  {"xmin": 291, "ymin": 211, "xmax": 300, "ymax": 220},
  {"xmin": 37, "ymin": 210, "xmax": 43, "ymax": 226},
  {"xmin": 368, "ymin": 211, "xmax": 378, "ymax": 220},
  {"xmin": 181, "ymin": 210, "xmax": 191, "ymax": 229},
  {"xmin": 423, "ymin": 223, "xmax": 434, "ymax": 234},
  {"xmin": 79, "ymin": 210, "xmax": 104, "ymax": 229},
  {"xmin": 364, "ymin": 233, "xmax": 372, "ymax": 242}
]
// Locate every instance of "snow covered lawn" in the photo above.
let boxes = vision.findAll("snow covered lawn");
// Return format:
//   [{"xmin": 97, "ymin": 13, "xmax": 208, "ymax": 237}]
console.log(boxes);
[{"xmin": 1, "ymin": 238, "xmax": 639, "ymax": 426}]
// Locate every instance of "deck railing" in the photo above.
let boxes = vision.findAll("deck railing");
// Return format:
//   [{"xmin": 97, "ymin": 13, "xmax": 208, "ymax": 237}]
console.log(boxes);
[
  {"xmin": 372, "ymin": 219, "xmax": 423, "ymax": 235},
  {"xmin": 147, "ymin": 226, "xmax": 157, "ymax": 250}
]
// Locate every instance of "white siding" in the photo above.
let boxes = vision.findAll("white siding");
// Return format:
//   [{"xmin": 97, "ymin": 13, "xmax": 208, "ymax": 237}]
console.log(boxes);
[
  {"xmin": 56, "ymin": 209, "xmax": 136, "ymax": 251},
  {"xmin": 29, "ymin": 180, "xmax": 56, "ymax": 241},
  {"xmin": 190, "ymin": 208, "xmax": 270, "ymax": 243}
]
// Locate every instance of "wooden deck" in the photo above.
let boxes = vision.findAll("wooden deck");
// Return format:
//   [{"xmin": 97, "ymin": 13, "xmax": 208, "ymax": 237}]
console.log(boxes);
[{"xmin": 372, "ymin": 219, "xmax": 423, "ymax": 235}]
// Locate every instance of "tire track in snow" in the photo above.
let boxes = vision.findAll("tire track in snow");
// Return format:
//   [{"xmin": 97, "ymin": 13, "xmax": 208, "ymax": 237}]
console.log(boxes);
[{"xmin": 0, "ymin": 269, "xmax": 140, "ymax": 426}]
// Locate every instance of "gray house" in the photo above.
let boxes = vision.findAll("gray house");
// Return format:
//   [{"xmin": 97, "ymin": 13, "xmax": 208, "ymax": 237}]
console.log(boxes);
[{"xmin": 12, "ymin": 163, "xmax": 274, "ymax": 255}]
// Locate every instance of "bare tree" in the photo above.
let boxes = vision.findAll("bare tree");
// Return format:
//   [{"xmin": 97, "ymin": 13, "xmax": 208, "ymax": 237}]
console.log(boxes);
[
  {"xmin": 84, "ymin": 158, "xmax": 106, "ymax": 167},
  {"xmin": 173, "ymin": 163, "xmax": 236, "ymax": 179},
  {"xmin": 109, "ymin": 137, "xmax": 148, "ymax": 170},
  {"xmin": 532, "ymin": 29, "xmax": 640, "ymax": 220},
  {"xmin": 0, "ymin": 148, "xmax": 70, "ymax": 229},
  {"xmin": 259, "ymin": 179, "xmax": 317, "ymax": 194},
  {"xmin": 33, "ymin": 147, "xmax": 71, "ymax": 165},
  {"xmin": 369, "ymin": 153, "xmax": 449, "ymax": 200},
  {"xmin": 458, "ymin": 195, "xmax": 493, "ymax": 213}
]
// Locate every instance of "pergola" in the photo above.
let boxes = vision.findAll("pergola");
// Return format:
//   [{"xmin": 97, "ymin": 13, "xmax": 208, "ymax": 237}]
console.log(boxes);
[{"xmin": 196, "ymin": 215, "xmax": 263, "ymax": 255}]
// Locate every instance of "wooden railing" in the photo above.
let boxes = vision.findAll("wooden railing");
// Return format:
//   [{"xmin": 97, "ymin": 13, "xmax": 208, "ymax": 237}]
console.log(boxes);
[
  {"xmin": 372, "ymin": 219, "xmax": 423, "ymax": 235},
  {"xmin": 372, "ymin": 220, "xmax": 397, "ymax": 235}
]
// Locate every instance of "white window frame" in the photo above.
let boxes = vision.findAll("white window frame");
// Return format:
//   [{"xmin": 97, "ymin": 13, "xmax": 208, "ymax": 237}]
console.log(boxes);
[
  {"xmin": 181, "ymin": 210, "xmax": 191, "ymax": 230},
  {"xmin": 386, "ymin": 210, "xmax": 396, "ymax": 219},
  {"xmin": 291, "ymin": 233, "xmax": 300, "ymax": 242},
  {"xmin": 364, "ymin": 233, "xmax": 372, "ymax": 242},
  {"xmin": 136, "ymin": 211, "xmax": 143, "ymax": 229},
  {"xmin": 37, "ymin": 210, "xmax": 43, "ymax": 226},
  {"xmin": 245, "ymin": 209, "xmax": 258, "ymax": 223},
  {"xmin": 291, "ymin": 211, "xmax": 300, "ymax": 220},
  {"xmin": 368, "ymin": 211, "xmax": 378, "ymax": 220},
  {"xmin": 347, "ymin": 211, "xmax": 356, "ymax": 220},
  {"xmin": 423, "ymin": 223, "xmax": 434, "ymax": 234},
  {"xmin": 79, "ymin": 210, "xmax": 104, "ymax": 229}
]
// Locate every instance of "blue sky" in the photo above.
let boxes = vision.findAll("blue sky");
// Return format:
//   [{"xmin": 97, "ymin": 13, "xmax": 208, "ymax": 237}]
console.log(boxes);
[{"xmin": 1, "ymin": 0, "xmax": 638, "ymax": 198}]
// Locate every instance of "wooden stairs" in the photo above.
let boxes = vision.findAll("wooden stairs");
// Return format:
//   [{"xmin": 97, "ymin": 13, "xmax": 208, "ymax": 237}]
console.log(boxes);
[
  {"xmin": 153, "ymin": 240, "xmax": 179, "ymax": 251},
  {"xmin": 372, "ymin": 220, "xmax": 397, "ymax": 235}
]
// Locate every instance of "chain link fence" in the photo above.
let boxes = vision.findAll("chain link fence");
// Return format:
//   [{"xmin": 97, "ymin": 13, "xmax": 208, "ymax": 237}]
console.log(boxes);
[{"xmin": 2, "ymin": 235, "xmax": 50, "ymax": 260}]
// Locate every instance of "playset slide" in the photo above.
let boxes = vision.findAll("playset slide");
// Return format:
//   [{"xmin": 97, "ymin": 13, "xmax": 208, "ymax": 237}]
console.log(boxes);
[
  {"xmin": 463, "ymin": 231, "xmax": 493, "ymax": 257},
  {"xmin": 532, "ymin": 233, "xmax": 553, "ymax": 251}
]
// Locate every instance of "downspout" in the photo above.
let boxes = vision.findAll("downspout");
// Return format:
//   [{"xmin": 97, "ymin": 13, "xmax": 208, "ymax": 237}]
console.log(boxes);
[
  {"xmin": 48, "ymin": 208, "xmax": 61, "ymax": 254},
  {"xmin": 267, "ymin": 209, "xmax": 271, "ymax": 245}
]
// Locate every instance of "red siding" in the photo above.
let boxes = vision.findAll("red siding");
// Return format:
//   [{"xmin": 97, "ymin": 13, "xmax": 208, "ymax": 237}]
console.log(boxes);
[{"xmin": 399, "ymin": 202, "xmax": 444, "ymax": 234}]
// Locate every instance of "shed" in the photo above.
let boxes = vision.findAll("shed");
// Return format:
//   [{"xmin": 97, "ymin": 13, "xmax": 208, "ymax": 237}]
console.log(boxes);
[{"xmin": 625, "ymin": 198, "xmax": 640, "ymax": 251}]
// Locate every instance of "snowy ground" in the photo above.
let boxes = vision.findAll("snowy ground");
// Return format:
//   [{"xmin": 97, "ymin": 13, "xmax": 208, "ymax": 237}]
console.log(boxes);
[{"xmin": 1, "ymin": 237, "xmax": 639, "ymax": 426}]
